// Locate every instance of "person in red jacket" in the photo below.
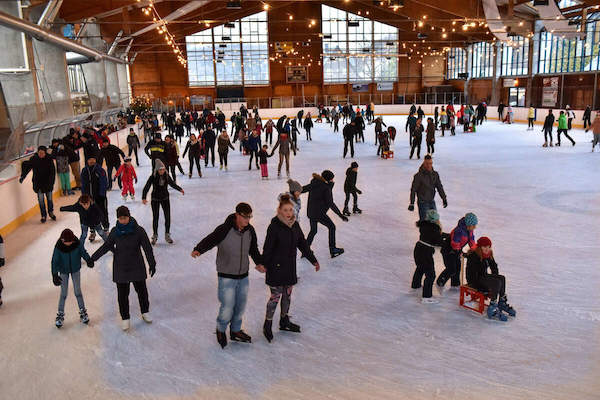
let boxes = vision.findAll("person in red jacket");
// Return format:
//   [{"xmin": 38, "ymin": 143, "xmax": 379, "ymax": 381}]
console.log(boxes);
[{"xmin": 114, "ymin": 157, "xmax": 137, "ymax": 200}]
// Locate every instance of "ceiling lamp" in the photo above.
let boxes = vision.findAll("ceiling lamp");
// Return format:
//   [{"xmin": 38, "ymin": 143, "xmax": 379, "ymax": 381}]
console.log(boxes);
[
  {"xmin": 226, "ymin": 1, "xmax": 242, "ymax": 9},
  {"xmin": 387, "ymin": 0, "xmax": 404, "ymax": 8}
]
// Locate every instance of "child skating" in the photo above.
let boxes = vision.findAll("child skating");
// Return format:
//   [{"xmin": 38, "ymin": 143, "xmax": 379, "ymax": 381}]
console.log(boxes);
[
  {"xmin": 258, "ymin": 144, "xmax": 272, "ymax": 179},
  {"xmin": 343, "ymin": 161, "xmax": 362, "ymax": 216},
  {"xmin": 114, "ymin": 157, "xmax": 137, "ymax": 201}
]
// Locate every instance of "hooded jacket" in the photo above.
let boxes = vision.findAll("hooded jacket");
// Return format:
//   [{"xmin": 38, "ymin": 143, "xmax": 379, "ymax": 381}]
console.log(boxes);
[
  {"xmin": 217, "ymin": 134, "xmax": 235, "ymax": 154},
  {"xmin": 98, "ymin": 144, "xmax": 125, "ymax": 167},
  {"xmin": 449, "ymin": 217, "xmax": 476, "ymax": 251},
  {"xmin": 51, "ymin": 238, "xmax": 91, "ymax": 275},
  {"xmin": 410, "ymin": 165, "xmax": 446, "ymax": 204},
  {"xmin": 20, "ymin": 153, "xmax": 56, "ymax": 193},
  {"xmin": 81, "ymin": 163, "xmax": 108, "ymax": 198},
  {"xmin": 263, "ymin": 215, "xmax": 317, "ymax": 286},
  {"xmin": 142, "ymin": 161, "xmax": 182, "ymax": 201},
  {"xmin": 466, "ymin": 248, "xmax": 498, "ymax": 289},
  {"xmin": 127, "ymin": 133, "xmax": 140, "ymax": 149},
  {"xmin": 91, "ymin": 218, "xmax": 156, "ymax": 283},
  {"xmin": 60, "ymin": 201, "xmax": 103, "ymax": 227},
  {"xmin": 302, "ymin": 174, "xmax": 344, "ymax": 219},
  {"xmin": 344, "ymin": 167, "xmax": 360, "ymax": 194},
  {"xmin": 193, "ymin": 214, "xmax": 262, "ymax": 279}
]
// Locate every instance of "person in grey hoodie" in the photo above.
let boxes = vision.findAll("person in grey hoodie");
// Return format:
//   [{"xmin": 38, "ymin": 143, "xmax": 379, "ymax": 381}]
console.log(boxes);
[
  {"xmin": 408, "ymin": 155, "xmax": 447, "ymax": 221},
  {"xmin": 191, "ymin": 202, "xmax": 264, "ymax": 349}
]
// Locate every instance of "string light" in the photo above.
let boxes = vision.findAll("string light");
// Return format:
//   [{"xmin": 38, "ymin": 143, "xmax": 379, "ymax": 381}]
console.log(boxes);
[{"xmin": 140, "ymin": 1, "xmax": 187, "ymax": 67}]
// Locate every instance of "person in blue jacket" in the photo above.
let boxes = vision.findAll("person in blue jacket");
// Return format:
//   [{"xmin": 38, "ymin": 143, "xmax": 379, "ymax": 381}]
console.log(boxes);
[
  {"xmin": 51, "ymin": 229, "xmax": 94, "ymax": 328},
  {"xmin": 247, "ymin": 130, "xmax": 262, "ymax": 170},
  {"xmin": 80, "ymin": 155, "xmax": 109, "ymax": 232}
]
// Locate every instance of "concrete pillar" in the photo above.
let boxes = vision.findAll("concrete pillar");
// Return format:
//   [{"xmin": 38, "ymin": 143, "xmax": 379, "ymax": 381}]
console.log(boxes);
[
  {"xmin": 80, "ymin": 23, "xmax": 108, "ymax": 110},
  {"xmin": 104, "ymin": 60, "xmax": 120, "ymax": 106},
  {"xmin": 490, "ymin": 42, "xmax": 502, "ymax": 106},
  {"xmin": 464, "ymin": 45, "xmax": 472, "ymax": 104},
  {"xmin": 116, "ymin": 62, "xmax": 130, "ymax": 107}
]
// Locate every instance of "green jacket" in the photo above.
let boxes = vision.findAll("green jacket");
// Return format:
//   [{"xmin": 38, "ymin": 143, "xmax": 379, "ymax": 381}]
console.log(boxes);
[
  {"xmin": 51, "ymin": 239, "xmax": 91, "ymax": 275},
  {"xmin": 558, "ymin": 114, "xmax": 567, "ymax": 130}
]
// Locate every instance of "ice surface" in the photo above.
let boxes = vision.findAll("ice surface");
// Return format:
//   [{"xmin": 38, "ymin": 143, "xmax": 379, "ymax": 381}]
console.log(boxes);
[{"xmin": 1, "ymin": 117, "xmax": 599, "ymax": 399}]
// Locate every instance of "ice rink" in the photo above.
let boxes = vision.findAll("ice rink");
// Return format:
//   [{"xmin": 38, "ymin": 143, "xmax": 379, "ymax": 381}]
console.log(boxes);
[{"xmin": 1, "ymin": 116, "xmax": 599, "ymax": 399}]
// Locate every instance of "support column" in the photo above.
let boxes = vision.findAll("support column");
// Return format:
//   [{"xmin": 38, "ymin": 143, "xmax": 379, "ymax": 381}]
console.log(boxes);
[{"xmin": 490, "ymin": 42, "xmax": 501, "ymax": 106}]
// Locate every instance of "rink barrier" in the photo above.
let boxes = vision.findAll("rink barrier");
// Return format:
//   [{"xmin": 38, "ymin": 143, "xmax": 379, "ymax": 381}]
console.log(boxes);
[{"xmin": 0, "ymin": 124, "xmax": 142, "ymax": 237}]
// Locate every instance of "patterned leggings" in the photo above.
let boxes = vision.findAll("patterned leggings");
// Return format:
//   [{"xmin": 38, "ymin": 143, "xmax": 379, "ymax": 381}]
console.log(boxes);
[{"xmin": 266, "ymin": 285, "xmax": 293, "ymax": 321}]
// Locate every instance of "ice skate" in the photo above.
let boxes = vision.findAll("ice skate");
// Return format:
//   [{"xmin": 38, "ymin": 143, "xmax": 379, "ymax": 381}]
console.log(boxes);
[
  {"xmin": 122, "ymin": 195, "xmax": 127, "ymax": 201},
  {"xmin": 216, "ymin": 330, "xmax": 227, "ymax": 348},
  {"xmin": 165, "ymin": 233, "xmax": 173, "ymax": 244},
  {"xmin": 542, "ymin": 142, "xmax": 548, "ymax": 147},
  {"xmin": 41, "ymin": 217, "xmax": 46, "ymax": 223},
  {"xmin": 141, "ymin": 313, "xmax": 153, "ymax": 323},
  {"xmin": 150, "ymin": 234, "xmax": 158, "ymax": 245},
  {"xmin": 343, "ymin": 207, "xmax": 351, "ymax": 216},
  {"xmin": 121, "ymin": 319, "xmax": 130, "ymax": 331},
  {"xmin": 487, "ymin": 301, "xmax": 508, "ymax": 322},
  {"xmin": 279, "ymin": 315, "xmax": 301, "ymax": 332},
  {"xmin": 130, "ymin": 195, "xmax": 135, "ymax": 201},
  {"xmin": 330, "ymin": 247, "xmax": 345, "ymax": 258},
  {"xmin": 498, "ymin": 296, "xmax": 516, "ymax": 317},
  {"xmin": 49, "ymin": 213, "xmax": 56, "ymax": 221},
  {"xmin": 263, "ymin": 320, "xmax": 273, "ymax": 343},
  {"xmin": 89, "ymin": 231, "xmax": 96, "ymax": 242},
  {"xmin": 219, "ymin": 165, "xmax": 223, "ymax": 170},
  {"xmin": 55, "ymin": 312, "xmax": 65, "ymax": 328},
  {"xmin": 353, "ymin": 206, "xmax": 362, "ymax": 214},
  {"xmin": 421, "ymin": 298, "xmax": 439, "ymax": 304},
  {"xmin": 79, "ymin": 308, "xmax": 89, "ymax": 324},
  {"xmin": 230, "ymin": 330, "xmax": 252, "ymax": 343}
]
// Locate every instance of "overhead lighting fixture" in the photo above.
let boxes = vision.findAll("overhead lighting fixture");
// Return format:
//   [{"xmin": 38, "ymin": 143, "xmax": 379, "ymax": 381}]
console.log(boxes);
[
  {"xmin": 226, "ymin": 1, "xmax": 242, "ymax": 9},
  {"xmin": 417, "ymin": 32, "xmax": 428, "ymax": 40},
  {"xmin": 387, "ymin": 0, "xmax": 404, "ymax": 8}
]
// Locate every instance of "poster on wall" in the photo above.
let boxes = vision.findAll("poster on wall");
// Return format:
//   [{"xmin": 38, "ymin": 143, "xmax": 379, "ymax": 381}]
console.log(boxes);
[
  {"xmin": 286, "ymin": 66, "xmax": 309, "ymax": 83},
  {"xmin": 376, "ymin": 82, "xmax": 394, "ymax": 91},
  {"xmin": 542, "ymin": 77, "xmax": 559, "ymax": 107},
  {"xmin": 352, "ymin": 83, "xmax": 370, "ymax": 92}
]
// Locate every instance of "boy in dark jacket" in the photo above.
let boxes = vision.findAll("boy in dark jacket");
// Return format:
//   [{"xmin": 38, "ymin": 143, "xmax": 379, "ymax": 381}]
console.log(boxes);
[
  {"xmin": 247, "ymin": 131, "xmax": 261, "ymax": 170},
  {"xmin": 202, "ymin": 127, "xmax": 216, "ymax": 167},
  {"xmin": 343, "ymin": 162, "xmax": 362, "ymax": 216},
  {"xmin": 191, "ymin": 203, "xmax": 264, "ymax": 348},
  {"xmin": 466, "ymin": 237, "xmax": 515, "ymax": 321},
  {"xmin": 98, "ymin": 139, "xmax": 126, "ymax": 190},
  {"xmin": 80, "ymin": 156, "xmax": 109, "ymax": 231},
  {"xmin": 19, "ymin": 146, "xmax": 56, "ymax": 223},
  {"xmin": 51, "ymin": 229, "xmax": 94, "ymax": 328},
  {"xmin": 60, "ymin": 194, "xmax": 108, "ymax": 243},
  {"xmin": 302, "ymin": 170, "xmax": 348, "ymax": 258}
]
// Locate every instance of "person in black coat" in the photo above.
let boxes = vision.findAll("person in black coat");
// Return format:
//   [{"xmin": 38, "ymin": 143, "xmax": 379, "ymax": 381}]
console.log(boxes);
[
  {"xmin": 182, "ymin": 133, "xmax": 202, "ymax": 178},
  {"xmin": 142, "ymin": 159, "xmax": 184, "ymax": 245},
  {"xmin": 19, "ymin": 146, "xmax": 56, "ymax": 223},
  {"xmin": 410, "ymin": 118, "xmax": 424, "ymax": 159},
  {"xmin": 126, "ymin": 128, "xmax": 141, "ymax": 166},
  {"xmin": 80, "ymin": 134, "xmax": 100, "ymax": 161},
  {"xmin": 91, "ymin": 206, "xmax": 156, "ymax": 331},
  {"xmin": 80, "ymin": 156, "xmax": 109, "ymax": 231},
  {"xmin": 411, "ymin": 210, "xmax": 447, "ymax": 302},
  {"xmin": 60, "ymin": 194, "xmax": 107, "ymax": 242},
  {"xmin": 98, "ymin": 140, "xmax": 126, "ymax": 190},
  {"xmin": 542, "ymin": 109, "xmax": 555, "ymax": 147},
  {"xmin": 343, "ymin": 121, "xmax": 356, "ymax": 158},
  {"xmin": 354, "ymin": 114, "xmax": 365, "ymax": 142},
  {"xmin": 301, "ymin": 170, "xmax": 348, "ymax": 258},
  {"xmin": 202, "ymin": 127, "xmax": 216, "ymax": 167},
  {"xmin": 303, "ymin": 113, "xmax": 314, "ymax": 141},
  {"xmin": 343, "ymin": 162, "xmax": 362, "ymax": 216},
  {"xmin": 144, "ymin": 134, "xmax": 167, "ymax": 169},
  {"xmin": 257, "ymin": 194, "xmax": 320, "ymax": 342}
]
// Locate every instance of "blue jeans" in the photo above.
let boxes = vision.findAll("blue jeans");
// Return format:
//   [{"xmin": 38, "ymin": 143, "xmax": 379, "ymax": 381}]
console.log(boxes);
[
  {"xmin": 417, "ymin": 200, "xmax": 437, "ymax": 221},
  {"xmin": 80, "ymin": 224, "xmax": 108, "ymax": 242},
  {"xmin": 217, "ymin": 276, "xmax": 249, "ymax": 333},
  {"xmin": 58, "ymin": 271, "xmax": 85, "ymax": 312},
  {"xmin": 37, "ymin": 191, "xmax": 53, "ymax": 218}
]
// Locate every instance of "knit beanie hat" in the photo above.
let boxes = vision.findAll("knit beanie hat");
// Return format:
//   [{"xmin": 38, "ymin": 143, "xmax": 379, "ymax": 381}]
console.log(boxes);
[
  {"xmin": 322, "ymin": 170, "xmax": 334, "ymax": 182},
  {"xmin": 60, "ymin": 229, "xmax": 77, "ymax": 242},
  {"xmin": 464, "ymin": 212, "xmax": 478, "ymax": 226},
  {"xmin": 154, "ymin": 159, "xmax": 166, "ymax": 175},
  {"xmin": 287, "ymin": 179, "xmax": 302, "ymax": 194},
  {"xmin": 425, "ymin": 209, "xmax": 439, "ymax": 223},
  {"xmin": 477, "ymin": 236, "xmax": 492, "ymax": 247},
  {"xmin": 116, "ymin": 205, "xmax": 130, "ymax": 218},
  {"xmin": 350, "ymin": 161, "xmax": 359, "ymax": 169}
]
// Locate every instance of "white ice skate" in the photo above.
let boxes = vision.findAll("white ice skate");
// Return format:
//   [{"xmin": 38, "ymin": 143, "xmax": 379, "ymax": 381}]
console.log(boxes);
[
  {"xmin": 122, "ymin": 195, "xmax": 127, "ymax": 201},
  {"xmin": 130, "ymin": 195, "xmax": 135, "ymax": 201},
  {"xmin": 421, "ymin": 298, "xmax": 439, "ymax": 304},
  {"xmin": 121, "ymin": 319, "xmax": 130, "ymax": 331},
  {"xmin": 141, "ymin": 313, "xmax": 153, "ymax": 323}
]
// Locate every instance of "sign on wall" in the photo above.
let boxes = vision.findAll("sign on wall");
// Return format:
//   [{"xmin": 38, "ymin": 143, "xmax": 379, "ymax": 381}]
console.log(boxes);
[
  {"xmin": 352, "ymin": 83, "xmax": 369, "ymax": 92},
  {"xmin": 377, "ymin": 82, "xmax": 394, "ymax": 91},
  {"xmin": 542, "ymin": 77, "xmax": 559, "ymax": 107},
  {"xmin": 503, "ymin": 78, "xmax": 516, "ymax": 87},
  {"xmin": 286, "ymin": 66, "xmax": 309, "ymax": 83}
]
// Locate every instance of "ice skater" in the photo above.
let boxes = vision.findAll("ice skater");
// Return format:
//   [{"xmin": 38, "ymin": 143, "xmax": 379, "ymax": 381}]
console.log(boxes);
[
  {"xmin": 270, "ymin": 131, "xmax": 296, "ymax": 178},
  {"xmin": 408, "ymin": 155, "xmax": 447, "ymax": 221},
  {"xmin": 343, "ymin": 161, "xmax": 362, "ymax": 216},
  {"xmin": 19, "ymin": 145, "xmax": 56, "ymax": 223},
  {"xmin": 409, "ymin": 118, "xmax": 424, "ymax": 159},
  {"xmin": 437, "ymin": 213, "xmax": 478, "ymax": 289},
  {"xmin": 217, "ymin": 130, "xmax": 235, "ymax": 171},
  {"xmin": 556, "ymin": 110, "xmax": 576, "ymax": 146},
  {"xmin": 257, "ymin": 194, "xmax": 320, "ymax": 342},
  {"xmin": 591, "ymin": 112, "xmax": 600, "ymax": 152},
  {"xmin": 114, "ymin": 157, "xmax": 137, "ymax": 200},
  {"xmin": 258, "ymin": 144, "xmax": 272, "ymax": 179},
  {"xmin": 60, "ymin": 194, "xmax": 108, "ymax": 243},
  {"xmin": 425, "ymin": 117, "xmax": 435, "ymax": 154},
  {"xmin": 182, "ymin": 133, "xmax": 202, "ymax": 178},
  {"xmin": 542, "ymin": 109, "xmax": 555, "ymax": 147},
  {"xmin": 191, "ymin": 203, "xmax": 264, "ymax": 348}
]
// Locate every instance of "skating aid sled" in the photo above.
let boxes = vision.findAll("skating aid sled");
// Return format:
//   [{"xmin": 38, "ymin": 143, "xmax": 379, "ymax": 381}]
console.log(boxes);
[{"xmin": 458, "ymin": 253, "xmax": 490, "ymax": 314}]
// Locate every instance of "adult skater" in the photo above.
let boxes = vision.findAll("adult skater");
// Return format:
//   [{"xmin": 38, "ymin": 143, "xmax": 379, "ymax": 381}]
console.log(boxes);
[
  {"xmin": 247, "ymin": 130, "xmax": 261, "ymax": 170},
  {"xmin": 60, "ymin": 194, "xmax": 107, "ymax": 243},
  {"xmin": 556, "ymin": 110, "xmax": 576, "ymax": 146},
  {"xmin": 406, "ymin": 112, "xmax": 417, "ymax": 146},
  {"xmin": 498, "ymin": 101, "xmax": 505, "ymax": 121},
  {"xmin": 182, "ymin": 133, "xmax": 202, "ymax": 178},
  {"xmin": 191, "ymin": 203, "xmax": 264, "ymax": 348},
  {"xmin": 440, "ymin": 107, "xmax": 448, "ymax": 136},
  {"xmin": 51, "ymin": 229, "xmax": 94, "ymax": 328},
  {"xmin": 408, "ymin": 155, "xmax": 447, "ymax": 221},
  {"xmin": 302, "ymin": 170, "xmax": 348, "ymax": 258},
  {"xmin": 270, "ymin": 130, "xmax": 296, "ymax": 178},
  {"xmin": 583, "ymin": 105, "xmax": 592, "ymax": 131},
  {"xmin": 333, "ymin": 112, "xmax": 340, "ymax": 133},
  {"xmin": 409, "ymin": 118, "xmax": 424, "ymax": 160},
  {"xmin": 374, "ymin": 117, "xmax": 386, "ymax": 146},
  {"xmin": 203, "ymin": 126, "xmax": 216, "ymax": 167},
  {"xmin": 144, "ymin": 133, "xmax": 167, "ymax": 169},
  {"xmin": 98, "ymin": 139, "xmax": 126, "ymax": 190},
  {"xmin": 264, "ymin": 119, "xmax": 274, "ymax": 145},
  {"xmin": 164, "ymin": 135, "xmax": 185, "ymax": 182},
  {"xmin": 343, "ymin": 120, "xmax": 356, "ymax": 158},
  {"xmin": 425, "ymin": 117, "xmax": 435, "ymax": 154},
  {"xmin": 411, "ymin": 210, "xmax": 446, "ymax": 303},
  {"xmin": 417, "ymin": 106, "xmax": 425, "ymax": 121},
  {"xmin": 354, "ymin": 112, "xmax": 365, "ymax": 142},
  {"xmin": 527, "ymin": 104, "xmax": 535, "ymax": 130},
  {"xmin": 466, "ymin": 236, "xmax": 516, "ymax": 321},
  {"xmin": 303, "ymin": 113, "xmax": 313, "ymax": 141},
  {"xmin": 80, "ymin": 155, "xmax": 109, "ymax": 232},
  {"xmin": 591, "ymin": 112, "xmax": 600, "ymax": 152},
  {"xmin": 217, "ymin": 130, "xmax": 235, "ymax": 171},
  {"xmin": 257, "ymin": 195, "xmax": 320, "ymax": 342},
  {"xmin": 142, "ymin": 159, "xmax": 184, "ymax": 245},
  {"xmin": 127, "ymin": 128, "xmax": 141, "ymax": 166},
  {"xmin": 565, "ymin": 105, "xmax": 575, "ymax": 131},
  {"xmin": 91, "ymin": 206, "xmax": 156, "ymax": 331},
  {"xmin": 436, "ymin": 212, "xmax": 478, "ymax": 289},
  {"xmin": 19, "ymin": 146, "xmax": 56, "ymax": 223},
  {"xmin": 343, "ymin": 161, "xmax": 362, "ymax": 216},
  {"xmin": 542, "ymin": 109, "xmax": 555, "ymax": 147}
]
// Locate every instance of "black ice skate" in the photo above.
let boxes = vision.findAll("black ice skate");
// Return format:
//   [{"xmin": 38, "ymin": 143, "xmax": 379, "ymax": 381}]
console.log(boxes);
[
  {"xmin": 216, "ymin": 330, "xmax": 227, "ymax": 348},
  {"xmin": 353, "ymin": 206, "xmax": 362, "ymax": 214},
  {"xmin": 279, "ymin": 315, "xmax": 301, "ymax": 332},
  {"xmin": 343, "ymin": 207, "xmax": 351, "ymax": 216},
  {"xmin": 55, "ymin": 312, "xmax": 65, "ymax": 328},
  {"xmin": 79, "ymin": 308, "xmax": 89, "ymax": 324},
  {"xmin": 330, "ymin": 247, "xmax": 345, "ymax": 258},
  {"xmin": 89, "ymin": 231, "xmax": 96, "ymax": 242},
  {"xmin": 230, "ymin": 330, "xmax": 252, "ymax": 343},
  {"xmin": 263, "ymin": 320, "xmax": 273, "ymax": 343}
]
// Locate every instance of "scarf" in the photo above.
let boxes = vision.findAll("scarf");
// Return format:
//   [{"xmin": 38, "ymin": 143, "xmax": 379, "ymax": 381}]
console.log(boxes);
[{"xmin": 277, "ymin": 213, "xmax": 296, "ymax": 228}]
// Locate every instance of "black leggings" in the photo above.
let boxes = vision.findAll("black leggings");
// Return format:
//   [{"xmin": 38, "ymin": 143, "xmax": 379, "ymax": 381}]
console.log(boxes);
[
  {"xmin": 189, "ymin": 155, "xmax": 201, "ymax": 176},
  {"xmin": 343, "ymin": 139, "xmax": 354, "ymax": 158},
  {"xmin": 116, "ymin": 280, "xmax": 149, "ymax": 320},
  {"xmin": 427, "ymin": 142, "xmax": 434, "ymax": 154},
  {"xmin": 437, "ymin": 250, "xmax": 461, "ymax": 287},
  {"xmin": 219, "ymin": 152, "xmax": 229, "ymax": 167},
  {"xmin": 557, "ymin": 129, "xmax": 575, "ymax": 145},
  {"xmin": 204, "ymin": 145, "xmax": 215, "ymax": 166},
  {"xmin": 266, "ymin": 131, "xmax": 273, "ymax": 145},
  {"xmin": 249, "ymin": 150, "xmax": 259, "ymax": 168},
  {"xmin": 410, "ymin": 139, "xmax": 422, "ymax": 159},
  {"xmin": 128, "ymin": 146, "xmax": 139, "ymax": 166},
  {"xmin": 151, "ymin": 199, "xmax": 170, "ymax": 235},
  {"xmin": 470, "ymin": 275, "xmax": 505, "ymax": 302},
  {"xmin": 412, "ymin": 243, "xmax": 436, "ymax": 298},
  {"xmin": 528, "ymin": 118, "xmax": 534, "ymax": 128},
  {"xmin": 544, "ymin": 128, "xmax": 553, "ymax": 143},
  {"xmin": 306, "ymin": 215, "xmax": 336, "ymax": 249},
  {"xmin": 344, "ymin": 192, "xmax": 358, "ymax": 209}
]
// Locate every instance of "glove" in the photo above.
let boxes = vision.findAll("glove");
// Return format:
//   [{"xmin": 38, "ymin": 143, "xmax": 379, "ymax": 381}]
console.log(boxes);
[
  {"xmin": 87, "ymin": 260, "xmax": 94, "ymax": 268},
  {"xmin": 149, "ymin": 266, "xmax": 156, "ymax": 277},
  {"xmin": 443, "ymin": 199, "xmax": 448, "ymax": 208},
  {"xmin": 134, "ymin": 178, "xmax": 138, "ymax": 184},
  {"xmin": 357, "ymin": 189, "xmax": 362, "ymax": 195},
  {"xmin": 408, "ymin": 204, "xmax": 414, "ymax": 211},
  {"xmin": 52, "ymin": 274, "xmax": 62, "ymax": 286},
  {"xmin": 341, "ymin": 215, "xmax": 349, "ymax": 222},
  {"xmin": 18, "ymin": 177, "xmax": 24, "ymax": 184},
  {"xmin": 113, "ymin": 177, "xmax": 117, "ymax": 182}
]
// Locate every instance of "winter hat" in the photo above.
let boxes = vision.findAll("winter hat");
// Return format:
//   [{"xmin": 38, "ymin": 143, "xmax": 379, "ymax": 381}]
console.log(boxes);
[
  {"xmin": 425, "ymin": 209, "xmax": 439, "ymax": 223},
  {"xmin": 154, "ymin": 159, "xmax": 166, "ymax": 174},
  {"xmin": 477, "ymin": 236, "xmax": 492, "ymax": 248},
  {"xmin": 464, "ymin": 212, "xmax": 478, "ymax": 226},
  {"xmin": 350, "ymin": 161, "xmax": 359, "ymax": 169},
  {"xmin": 116, "ymin": 205, "xmax": 130, "ymax": 218},
  {"xmin": 60, "ymin": 229, "xmax": 77, "ymax": 242},
  {"xmin": 287, "ymin": 179, "xmax": 302, "ymax": 194},
  {"xmin": 322, "ymin": 170, "xmax": 335, "ymax": 182}
]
